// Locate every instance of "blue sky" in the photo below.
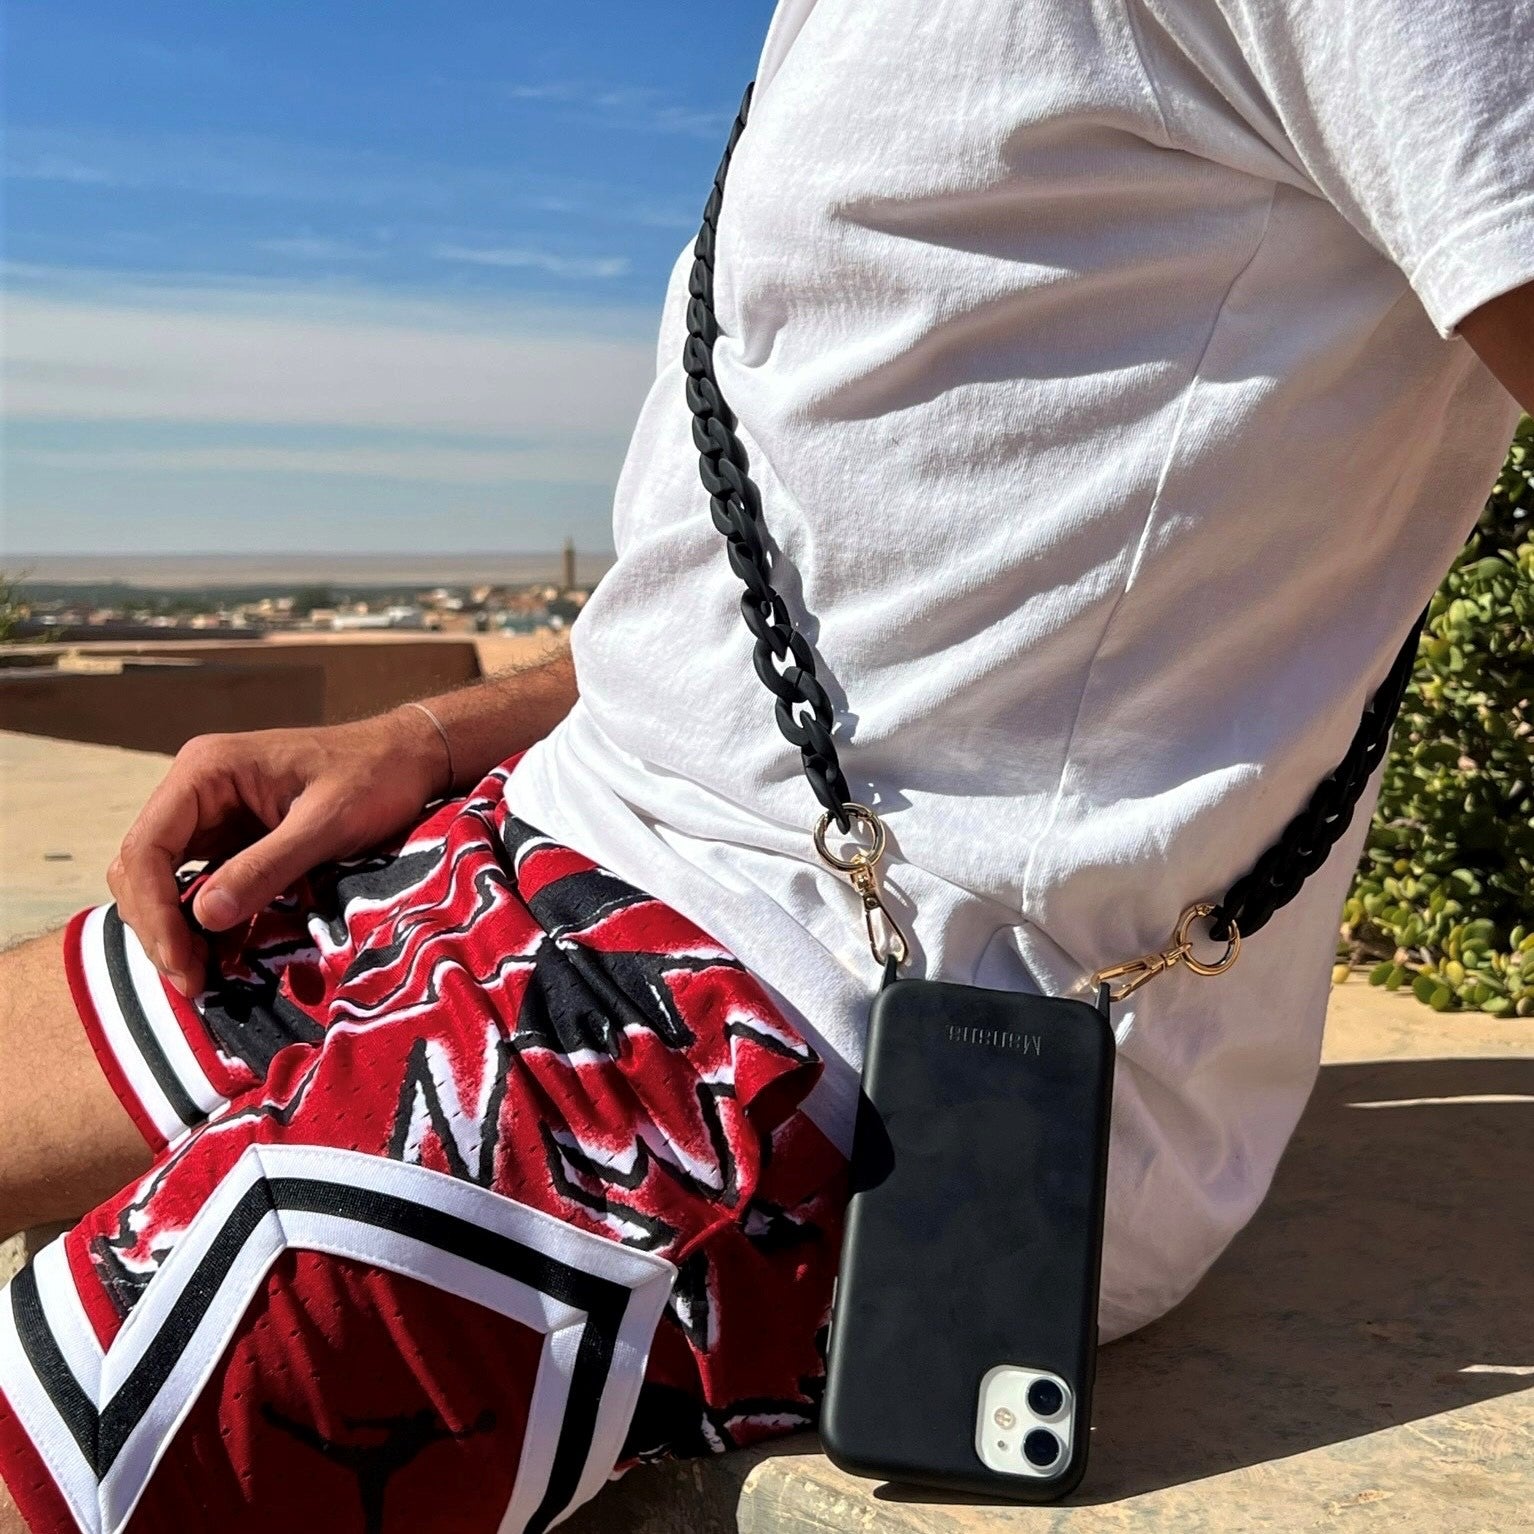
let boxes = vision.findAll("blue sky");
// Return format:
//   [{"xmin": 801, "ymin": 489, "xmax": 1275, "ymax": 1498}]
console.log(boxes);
[{"xmin": 3, "ymin": 2, "xmax": 772, "ymax": 557}]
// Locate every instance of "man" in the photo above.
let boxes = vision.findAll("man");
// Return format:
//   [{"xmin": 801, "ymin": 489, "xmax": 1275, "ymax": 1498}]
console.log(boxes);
[{"xmin": 3, "ymin": 1, "xmax": 1532, "ymax": 1528}]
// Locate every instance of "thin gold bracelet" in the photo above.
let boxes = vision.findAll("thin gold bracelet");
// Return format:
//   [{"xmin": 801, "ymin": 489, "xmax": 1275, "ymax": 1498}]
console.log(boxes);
[{"xmin": 403, "ymin": 700, "xmax": 455, "ymax": 797}]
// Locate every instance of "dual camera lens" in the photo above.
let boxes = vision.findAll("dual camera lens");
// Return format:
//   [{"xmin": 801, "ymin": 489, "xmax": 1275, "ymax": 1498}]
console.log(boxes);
[
  {"xmin": 1021, "ymin": 1378, "xmax": 1064, "ymax": 1469},
  {"xmin": 978, "ymin": 1368, "xmax": 1070, "ymax": 1478}
]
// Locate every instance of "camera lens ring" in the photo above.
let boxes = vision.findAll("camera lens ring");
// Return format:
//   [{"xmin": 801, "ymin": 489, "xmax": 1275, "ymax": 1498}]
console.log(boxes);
[
  {"xmin": 1022, "ymin": 1428, "xmax": 1061, "ymax": 1469},
  {"xmin": 1026, "ymin": 1378, "xmax": 1065, "ymax": 1418}
]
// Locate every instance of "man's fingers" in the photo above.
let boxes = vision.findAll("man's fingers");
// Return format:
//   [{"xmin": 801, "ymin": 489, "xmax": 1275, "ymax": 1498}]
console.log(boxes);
[
  {"xmin": 191, "ymin": 796, "xmax": 338, "ymax": 933},
  {"xmin": 116, "ymin": 778, "xmax": 212, "ymax": 997},
  {"xmin": 118, "ymin": 842, "xmax": 207, "ymax": 997}
]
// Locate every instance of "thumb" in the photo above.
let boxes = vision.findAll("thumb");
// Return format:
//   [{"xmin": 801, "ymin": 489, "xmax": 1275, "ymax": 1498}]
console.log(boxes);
[{"xmin": 192, "ymin": 796, "xmax": 336, "ymax": 931}]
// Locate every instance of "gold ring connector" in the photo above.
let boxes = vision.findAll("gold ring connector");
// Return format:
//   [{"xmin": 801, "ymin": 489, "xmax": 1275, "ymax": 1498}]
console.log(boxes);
[
  {"xmin": 812, "ymin": 803, "xmax": 886, "ymax": 870},
  {"xmin": 813, "ymin": 805, "xmax": 909, "ymax": 969}
]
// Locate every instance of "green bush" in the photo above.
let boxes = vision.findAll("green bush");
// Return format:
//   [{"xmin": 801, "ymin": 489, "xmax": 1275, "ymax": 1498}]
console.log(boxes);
[
  {"xmin": 1339, "ymin": 416, "xmax": 1534, "ymax": 1017},
  {"xmin": 0, "ymin": 570, "xmax": 28, "ymax": 644}
]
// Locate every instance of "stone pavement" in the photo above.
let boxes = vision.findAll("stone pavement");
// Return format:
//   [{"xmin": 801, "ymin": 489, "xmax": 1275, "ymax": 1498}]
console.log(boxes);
[
  {"xmin": 0, "ymin": 730, "xmax": 173, "ymax": 946},
  {"xmin": 2, "ymin": 732, "xmax": 1530, "ymax": 1529},
  {"xmin": 569, "ymin": 981, "xmax": 1534, "ymax": 1533}
]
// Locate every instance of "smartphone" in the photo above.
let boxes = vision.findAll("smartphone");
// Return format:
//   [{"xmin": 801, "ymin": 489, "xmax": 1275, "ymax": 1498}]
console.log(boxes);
[{"xmin": 820, "ymin": 975, "xmax": 1115, "ymax": 1501}]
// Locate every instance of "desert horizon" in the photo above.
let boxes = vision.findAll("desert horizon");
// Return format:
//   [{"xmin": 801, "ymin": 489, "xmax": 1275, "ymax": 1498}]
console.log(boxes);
[{"xmin": 5, "ymin": 551, "xmax": 618, "ymax": 590}]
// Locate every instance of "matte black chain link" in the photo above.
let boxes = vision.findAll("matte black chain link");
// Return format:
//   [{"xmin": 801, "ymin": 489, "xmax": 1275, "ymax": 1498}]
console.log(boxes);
[
  {"xmin": 1208, "ymin": 604, "xmax": 1427, "ymax": 939},
  {"xmin": 683, "ymin": 83, "xmax": 855, "ymax": 836},
  {"xmin": 686, "ymin": 80, "xmax": 1427, "ymax": 938}
]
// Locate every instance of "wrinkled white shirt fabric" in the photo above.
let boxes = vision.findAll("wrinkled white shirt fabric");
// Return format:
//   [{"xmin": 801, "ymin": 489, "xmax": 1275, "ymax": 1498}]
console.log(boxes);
[{"xmin": 506, "ymin": 0, "xmax": 1533, "ymax": 1340}]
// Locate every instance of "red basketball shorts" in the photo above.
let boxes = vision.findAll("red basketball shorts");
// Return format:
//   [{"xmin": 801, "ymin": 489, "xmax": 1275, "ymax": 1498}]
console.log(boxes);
[{"xmin": 0, "ymin": 758, "xmax": 847, "ymax": 1533}]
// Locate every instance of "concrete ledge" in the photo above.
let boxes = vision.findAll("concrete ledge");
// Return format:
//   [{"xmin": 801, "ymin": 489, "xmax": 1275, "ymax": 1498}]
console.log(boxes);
[
  {"xmin": 0, "ymin": 637, "xmax": 482, "ymax": 755},
  {"xmin": 2, "ymin": 733, "xmax": 1528, "ymax": 1529},
  {"xmin": 569, "ymin": 989, "xmax": 1533, "ymax": 1530},
  {"xmin": 0, "ymin": 1226, "xmax": 68, "ymax": 1290},
  {"xmin": 568, "ymin": 1394, "xmax": 1534, "ymax": 1532}
]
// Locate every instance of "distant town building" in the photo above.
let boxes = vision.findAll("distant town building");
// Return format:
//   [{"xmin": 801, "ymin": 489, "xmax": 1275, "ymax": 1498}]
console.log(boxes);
[{"xmin": 15, "ymin": 561, "xmax": 603, "ymax": 645}]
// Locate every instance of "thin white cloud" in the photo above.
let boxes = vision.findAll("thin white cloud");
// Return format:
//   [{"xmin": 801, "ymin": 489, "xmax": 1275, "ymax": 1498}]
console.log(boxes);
[
  {"xmin": 3, "ymin": 266, "xmax": 658, "ymax": 447},
  {"xmin": 503, "ymin": 82, "xmax": 582, "ymax": 103},
  {"xmin": 8, "ymin": 443, "xmax": 612, "ymax": 487},
  {"xmin": 6, "ymin": 126, "xmax": 403, "ymax": 204},
  {"xmin": 257, "ymin": 235, "xmax": 381, "ymax": 262},
  {"xmin": 7, "ymin": 152, "xmax": 118, "ymax": 187},
  {"xmin": 125, "ymin": 39, "xmax": 228, "ymax": 72},
  {"xmin": 432, "ymin": 243, "xmax": 629, "ymax": 280},
  {"xmin": 501, "ymin": 80, "xmax": 730, "ymax": 138},
  {"xmin": 2, "ymin": 126, "xmax": 695, "ymax": 229},
  {"xmin": 3, "ymin": 261, "xmax": 663, "ymax": 338}
]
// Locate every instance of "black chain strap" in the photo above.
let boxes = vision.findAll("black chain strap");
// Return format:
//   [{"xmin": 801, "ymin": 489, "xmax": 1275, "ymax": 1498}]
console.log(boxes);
[
  {"xmin": 683, "ymin": 84, "xmax": 856, "ymax": 835},
  {"xmin": 1207, "ymin": 603, "xmax": 1426, "ymax": 939},
  {"xmin": 687, "ymin": 80, "xmax": 1426, "ymax": 942}
]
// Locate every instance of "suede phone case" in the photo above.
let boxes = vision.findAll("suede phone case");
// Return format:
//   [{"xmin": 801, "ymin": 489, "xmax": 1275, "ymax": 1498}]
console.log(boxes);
[{"xmin": 821, "ymin": 976, "xmax": 1115, "ymax": 1501}]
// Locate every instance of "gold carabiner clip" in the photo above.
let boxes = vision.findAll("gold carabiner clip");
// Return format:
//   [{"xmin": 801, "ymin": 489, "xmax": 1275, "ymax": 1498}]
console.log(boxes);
[
  {"xmin": 1091, "ymin": 902, "xmax": 1241, "ymax": 1003},
  {"xmin": 813, "ymin": 803, "xmax": 910, "ymax": 969}
]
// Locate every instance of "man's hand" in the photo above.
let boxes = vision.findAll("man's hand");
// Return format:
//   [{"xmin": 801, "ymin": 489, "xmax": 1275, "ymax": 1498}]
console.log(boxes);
[
  {"xmin": 1460, "ymin": 279, "xmax": 1534, "ymax": 415},
  {"xmin": 108, "ymin": 632, "xmax": 580, "ymax": 999},
  {"xmin": 109, "ymin": 709, "xmax": 445, "ymax": 998}
]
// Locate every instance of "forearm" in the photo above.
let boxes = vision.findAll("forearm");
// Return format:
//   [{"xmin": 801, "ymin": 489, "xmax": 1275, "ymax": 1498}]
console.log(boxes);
[
  {"xmin": 1461, "ymin": 279, "xmax": 1534, "ymax": 414},
  {"xmin": 390, "ymin": 632, "xmax": 579, "ymax": 795}
]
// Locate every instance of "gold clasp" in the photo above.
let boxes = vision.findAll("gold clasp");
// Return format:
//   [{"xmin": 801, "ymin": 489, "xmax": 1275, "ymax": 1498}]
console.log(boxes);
[
  {"xmin": 813, "ymin": 803, "xmax": 910, "ymax": 969},
  {"xmin": 1091, "ymin": 902, "xmax": 1241, "ymax": 1003}
]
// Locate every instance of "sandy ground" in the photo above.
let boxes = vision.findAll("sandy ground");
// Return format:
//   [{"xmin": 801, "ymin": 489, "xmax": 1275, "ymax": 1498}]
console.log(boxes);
[
  {"xmin": 0, "ymin": 731, "xmax": 172, "ymax": 944},
  {"xmin": 1, "ymin": 730, "xmax": 1529, "ymax": 1526}
]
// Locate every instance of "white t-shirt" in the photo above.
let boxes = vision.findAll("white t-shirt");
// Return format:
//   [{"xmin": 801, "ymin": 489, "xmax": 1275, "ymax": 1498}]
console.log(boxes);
[{"xmin": 506, "ymin": 0, "xmax": 1532, "ymax": 1341}]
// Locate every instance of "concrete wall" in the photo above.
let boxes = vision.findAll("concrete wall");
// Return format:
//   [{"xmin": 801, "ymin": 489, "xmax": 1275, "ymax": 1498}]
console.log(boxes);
[{"xmin": 0, "ymin": 638, "xmax": 481, "ymax": 756}]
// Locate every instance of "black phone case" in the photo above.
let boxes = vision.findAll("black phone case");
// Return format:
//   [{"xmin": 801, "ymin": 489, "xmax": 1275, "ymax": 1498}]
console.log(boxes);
[{"xmin": 820, "ymin": 976, "xmax": 1115, "ymax": 1501}]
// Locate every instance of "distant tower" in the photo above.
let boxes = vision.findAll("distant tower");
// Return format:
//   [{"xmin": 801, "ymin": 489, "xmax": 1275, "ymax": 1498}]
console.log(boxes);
[{"xmin": 561, "ymin": 537, "xmax": 577, "ymax": 593}]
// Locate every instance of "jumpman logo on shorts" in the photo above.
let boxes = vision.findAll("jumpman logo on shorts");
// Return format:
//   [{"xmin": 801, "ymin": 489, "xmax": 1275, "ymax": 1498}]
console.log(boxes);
[{"xmin": 261, "ymin": 1402, "xmax": 497, "ymax": 1533}]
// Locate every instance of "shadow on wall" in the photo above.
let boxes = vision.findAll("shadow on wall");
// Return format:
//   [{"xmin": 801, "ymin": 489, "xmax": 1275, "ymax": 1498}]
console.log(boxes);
[{"xmin": 566, "ymin": 1055, "xmax": 1532, "ymax": 1529}]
